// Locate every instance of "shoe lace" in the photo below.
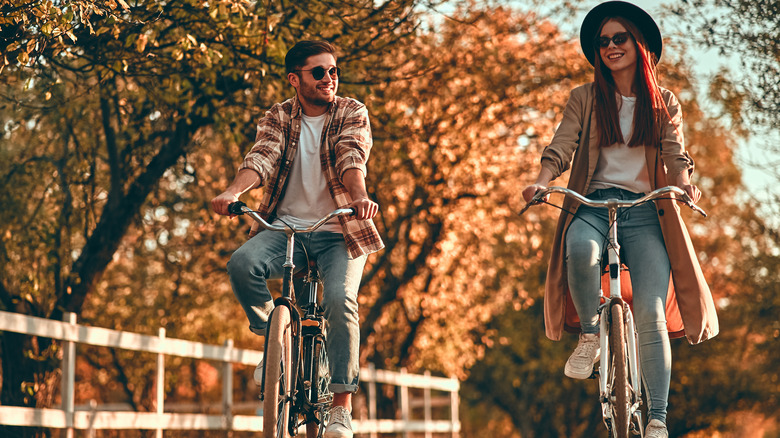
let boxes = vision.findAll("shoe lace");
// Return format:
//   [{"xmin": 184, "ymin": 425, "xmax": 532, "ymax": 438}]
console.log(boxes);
[
  {"xmin": 574, "ymin": 336, "xmax": 598, "ymax": 359},
  {"xmin": 330, "ymin": 406, "xmax": 351, "ymax": 425}
]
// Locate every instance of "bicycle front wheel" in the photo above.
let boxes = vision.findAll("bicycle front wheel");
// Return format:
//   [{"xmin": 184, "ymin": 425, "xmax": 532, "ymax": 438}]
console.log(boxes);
[
  {"xmin": 609, "ymin": 301, "xmax": 629, "ymax": 438},
  {"xmin": 264, "ymin": 306, "xmax": 293, "ymax": 438}
]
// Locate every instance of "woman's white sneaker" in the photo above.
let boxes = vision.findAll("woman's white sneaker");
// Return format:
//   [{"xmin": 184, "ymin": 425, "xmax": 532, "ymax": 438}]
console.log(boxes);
[
  {"xmin": 645, "ymin": 419, "xmax": 668, "ymax": 438},
  {"xmin": 564, "ymin": 333, "xmax": 600, "ymax": 379}
]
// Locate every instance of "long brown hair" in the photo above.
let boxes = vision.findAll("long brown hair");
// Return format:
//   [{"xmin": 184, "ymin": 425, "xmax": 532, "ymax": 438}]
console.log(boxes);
[{"xmin": 593, "ymin": 16, "xmax": 666, "ymax": 148}]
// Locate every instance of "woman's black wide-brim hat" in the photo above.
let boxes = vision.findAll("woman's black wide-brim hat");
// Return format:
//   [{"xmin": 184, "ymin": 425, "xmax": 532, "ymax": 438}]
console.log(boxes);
[{"xmin": 580, "ymin": 1, "xmax": 663, "ymax": 66}]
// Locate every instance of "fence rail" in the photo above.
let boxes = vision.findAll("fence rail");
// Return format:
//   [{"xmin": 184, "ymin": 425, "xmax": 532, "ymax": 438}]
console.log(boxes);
[{"xmin": 0, "ymin": 310, "xmax": 460, "ymax": 437}]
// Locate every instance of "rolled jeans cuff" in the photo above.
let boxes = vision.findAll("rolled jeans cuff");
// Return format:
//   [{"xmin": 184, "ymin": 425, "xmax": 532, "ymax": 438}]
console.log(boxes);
[{"xmin": 329, "ymin": 382, "xmax": 359, "ymax": 394}]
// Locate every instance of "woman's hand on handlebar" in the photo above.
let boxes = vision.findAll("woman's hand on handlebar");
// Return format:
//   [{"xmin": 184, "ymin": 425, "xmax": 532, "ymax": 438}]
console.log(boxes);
[
  {"xmin": 523, "ymin": 168, "xmax": 554, "ymax": 204},
  {"xmin": 678, "ymin": 183, "xmax": 701, "ymax": 204},
  {"xmin": 348, "ymin": 197, "xmax": 379, "ymax": 220},
  {"xmin": 675, "ymin": 172, "xmax": 702, "ymax": 204},
  {"xmin": 522, "ymin": 184, "xmax": 549, "ymax": 204},
  {"xmin": 211, "ymin": 191, "xmax": 240, "ymax": 217}
]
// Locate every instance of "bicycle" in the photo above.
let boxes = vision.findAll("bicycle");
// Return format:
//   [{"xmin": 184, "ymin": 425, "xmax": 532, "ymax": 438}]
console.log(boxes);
[
  {"xmin": 519, "ymin": 185, "xmax": 706, "ymax": 438},
  {"xmin": 228, "ymin": 201, "xmax": 355, "ymax": 438}
]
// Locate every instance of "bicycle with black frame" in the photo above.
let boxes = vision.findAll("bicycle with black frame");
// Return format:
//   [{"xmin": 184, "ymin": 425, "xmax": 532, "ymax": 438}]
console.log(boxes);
[{"xmin": 228, "ymin": 201, "xmax": 355, "ymax": 438}]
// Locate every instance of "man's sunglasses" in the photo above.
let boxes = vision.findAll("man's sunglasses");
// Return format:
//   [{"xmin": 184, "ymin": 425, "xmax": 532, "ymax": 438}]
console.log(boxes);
[
  {"xmin": 595, "ymin": 32, "xmax": 631, "ymax": 48},
  {"xmin": 295, "ymin": 66, "xmax": 340, "ymax": 81}
]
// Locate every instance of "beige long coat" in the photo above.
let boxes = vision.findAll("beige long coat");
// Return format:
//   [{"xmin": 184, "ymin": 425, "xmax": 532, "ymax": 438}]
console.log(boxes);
[{"xmin": 540, "ymin": 83, "xmax": 719, "ymax": 345}]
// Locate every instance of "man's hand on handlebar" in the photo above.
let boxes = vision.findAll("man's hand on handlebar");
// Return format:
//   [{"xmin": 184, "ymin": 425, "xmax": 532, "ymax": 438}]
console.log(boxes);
[
  {"xmin": 348, "ymin": 197, "xmax": 379, "ymax": 221},
  {"xmin": 211, "ymin": 191, "xmax": 240, "ymax": 217}
]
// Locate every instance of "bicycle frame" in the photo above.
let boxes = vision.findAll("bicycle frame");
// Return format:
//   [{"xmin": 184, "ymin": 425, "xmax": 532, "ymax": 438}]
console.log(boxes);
[
  {"xmin": 520, "ymin": 185, "xmax": 705, "ymax": 438},
  {"xmin": 298, "ymin": 262, "xmax": 334, "ymax": 426}
]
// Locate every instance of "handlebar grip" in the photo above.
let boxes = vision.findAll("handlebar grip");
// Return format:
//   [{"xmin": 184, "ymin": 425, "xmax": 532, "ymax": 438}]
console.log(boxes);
[{"xmin": 228, "ymin": 201, "xmax": 247, "ymax": 216}]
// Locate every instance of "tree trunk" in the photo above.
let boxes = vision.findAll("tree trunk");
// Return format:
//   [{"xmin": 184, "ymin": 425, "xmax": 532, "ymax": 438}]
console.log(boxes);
[{"xmin": 0, "ymin": 332, "xmax": 43, "ymax": 437}]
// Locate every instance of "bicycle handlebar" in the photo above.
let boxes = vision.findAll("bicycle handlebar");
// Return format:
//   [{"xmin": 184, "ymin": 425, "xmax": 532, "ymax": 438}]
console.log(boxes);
[
  {"xmin": 228, "ymin": 201, "xmax": 355, "ymax": 233},
  {"xmin": 518, "ymin": 186, "xmax": 707, "ymax": 217}
]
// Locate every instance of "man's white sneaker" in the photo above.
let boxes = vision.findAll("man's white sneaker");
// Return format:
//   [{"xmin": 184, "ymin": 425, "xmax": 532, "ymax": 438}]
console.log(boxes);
[
  {"xmin": 645, "ymin": 419, "xmax": 668, "ymax": 438},
  {"xmin": 324, "ymin": 406, "xmax": 353, "ymax": 438},
  {"xmin": 564, "ymin": 333, "xmax": 600, "ymax": 379}
]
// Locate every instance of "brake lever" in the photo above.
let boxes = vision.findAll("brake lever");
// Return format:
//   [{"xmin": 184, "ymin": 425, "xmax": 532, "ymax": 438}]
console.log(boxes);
[
  {"xmin": 678, "ymin": 193, "xmax": 707, "ymax": 217},
  {"xmin": 518, "ymin": 193, "xmax": 547, "ymax": 216}
]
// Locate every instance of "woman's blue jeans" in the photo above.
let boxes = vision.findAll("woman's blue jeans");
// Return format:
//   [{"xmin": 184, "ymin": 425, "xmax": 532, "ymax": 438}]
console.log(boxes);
[
  {"xmin": 565, "ymin": 188, "xmax": 671, "ymax": 423},
  {"xmin": 227, "ymin": 230, "xmax": 366, "ymax": 394}
]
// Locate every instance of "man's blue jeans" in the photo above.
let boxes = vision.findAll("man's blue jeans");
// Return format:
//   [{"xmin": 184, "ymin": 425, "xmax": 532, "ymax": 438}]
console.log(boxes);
[
  {"xmin": 565, "ymin": 188, "xmax": 671, "ymax": 424},
  {"xmin": 227, "ymin": 230, "xmax": 366, "ymax": 394}
]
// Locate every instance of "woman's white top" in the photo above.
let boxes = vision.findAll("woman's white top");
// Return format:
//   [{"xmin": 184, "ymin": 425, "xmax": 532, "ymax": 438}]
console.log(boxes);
[{"xmin": 589, "ymin": 95, "xmax": 652, "ymax": 194}]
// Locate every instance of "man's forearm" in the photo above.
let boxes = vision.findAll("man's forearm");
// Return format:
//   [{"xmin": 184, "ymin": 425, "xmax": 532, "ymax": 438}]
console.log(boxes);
[
  {"xmin": 211, "ymin": 168, "xmax": 263, "ymax": 216},
  {"xmin": 341, "ymin": 168, "xmax": 378, "ymax": 220},
  {"xmin": 226, "ymin": 168, "xmax": 263, "ymax": 196},
  {"xmin": 341, "ymin": 168, "xmax": 369, "ymax": 201}
]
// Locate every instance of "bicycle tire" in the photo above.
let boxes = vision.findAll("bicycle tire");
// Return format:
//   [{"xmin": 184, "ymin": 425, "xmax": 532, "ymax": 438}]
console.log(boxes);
[
  {"xmin": 264, "ymin": 306, "xmax": 293, "ymax": 438},
  {"xmin": 609, "ymin": 301, "xmax": 630, "ymax": 438}
]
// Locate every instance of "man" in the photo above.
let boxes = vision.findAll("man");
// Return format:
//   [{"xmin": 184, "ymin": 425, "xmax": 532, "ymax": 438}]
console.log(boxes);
[{"xmin": 211, "ymin": 40, "xmax": 383, "ymax": 438}]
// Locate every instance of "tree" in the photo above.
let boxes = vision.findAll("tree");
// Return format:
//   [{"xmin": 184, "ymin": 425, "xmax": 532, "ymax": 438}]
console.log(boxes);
[
  {"xmin": 674, "ymin": 0, "xmax": 780, "ymax": 212},
  {"xmin": 356, "ymin": 3, "xmax": 593, "ymax": 376},
  {"xmin": 0, "ymin": 0, "xmax": 421, "ymax": 417},
  {"xmin": 675, "ymin": 0, "xmax": 780, "ymax": 132}
]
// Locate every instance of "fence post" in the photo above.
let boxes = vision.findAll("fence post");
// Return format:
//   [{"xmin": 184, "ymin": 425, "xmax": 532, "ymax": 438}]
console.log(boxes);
[
  {"xmin": 223, "ymin": 339, "xmax": 234, "ymax": 436},
  {"xmin": 399, "ymin": 367, "xmax": 409, "ymax": 438},
  {"xmin": 86, "ymin": 399, "xmax": 98, "ymax": 438},
  {"xmin": 156, "ymin": 328, "xmax": 166, "ymax": 438},
  {"xmin": 62, "ymin": 312, "xmax": 77, "ymax": 438},
  {"xmin": 450, "ymin": 377, "xmax": 460, "ymax": 438},
  {"xmin": 424, "ymin": 370, "xmax": 432, "ymax": 438},
  {"xmin": 367, "ymin": 363, "xmax": 377, "ymax": 438}
]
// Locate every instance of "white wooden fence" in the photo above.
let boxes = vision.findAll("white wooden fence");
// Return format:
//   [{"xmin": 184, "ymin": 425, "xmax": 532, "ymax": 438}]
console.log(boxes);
[{"xmin": 0, "ymin": 310, "xmax": 460, "ymax": 437}]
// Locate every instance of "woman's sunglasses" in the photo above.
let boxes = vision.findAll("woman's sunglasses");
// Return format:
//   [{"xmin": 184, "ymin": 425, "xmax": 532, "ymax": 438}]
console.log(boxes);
[
  {"xmin": 595, "ymin": 32, "xmax": 631, "ymax": 48},
  {"xmin": 295, "ymin": 66, "xmax": 340, "ymax": 81}
]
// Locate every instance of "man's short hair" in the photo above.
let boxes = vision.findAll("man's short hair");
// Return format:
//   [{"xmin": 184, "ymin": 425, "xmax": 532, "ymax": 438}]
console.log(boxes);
[{"xmin": 285, "ymin": 40, "xmax": 338, "ymax": 74}]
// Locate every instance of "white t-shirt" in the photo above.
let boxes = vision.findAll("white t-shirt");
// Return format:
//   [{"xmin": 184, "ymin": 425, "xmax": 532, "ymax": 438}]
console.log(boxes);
[
  {"xmin": 589, "ymin": 95, "xmax": 652, "ymax": 194},
  {"xmin": 273, "ymin": 113, "xmax": 342, "ymax": 233}
]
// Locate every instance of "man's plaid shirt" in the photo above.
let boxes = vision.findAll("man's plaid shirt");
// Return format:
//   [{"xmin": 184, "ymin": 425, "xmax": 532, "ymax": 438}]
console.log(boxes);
[{"xmin": 239, "ymin": 95, "xmax": 384, "ymax": 259}]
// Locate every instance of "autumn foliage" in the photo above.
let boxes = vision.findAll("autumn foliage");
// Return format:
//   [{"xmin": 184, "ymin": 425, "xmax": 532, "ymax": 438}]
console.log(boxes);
[{"xmin": 1, "ymin": 1, "xmax": 778, "ymax": 437}]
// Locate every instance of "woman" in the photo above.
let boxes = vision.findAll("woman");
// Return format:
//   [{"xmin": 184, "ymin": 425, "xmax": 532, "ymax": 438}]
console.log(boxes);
[{"xmin": 521, "ymin": 2, "xmax": 719, "ymax": 436}]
